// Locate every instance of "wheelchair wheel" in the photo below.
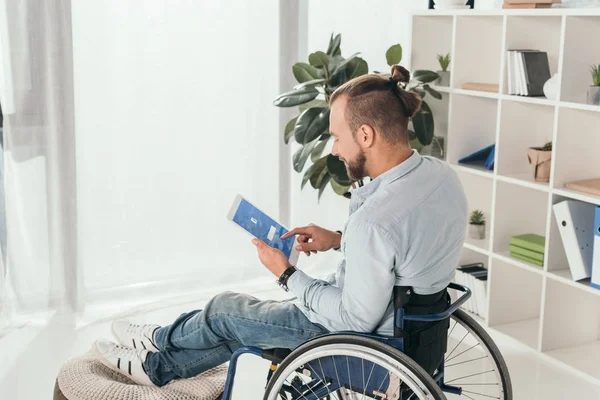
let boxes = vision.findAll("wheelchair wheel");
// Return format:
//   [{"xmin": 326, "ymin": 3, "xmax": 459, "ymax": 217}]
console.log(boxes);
[
  {"xmin": 443, "ymin": 309, "xmax": 513, "ymax": 400},
  {"xmin": 263, "ymin": 334, "xmax": 446, "ymax": 400}
]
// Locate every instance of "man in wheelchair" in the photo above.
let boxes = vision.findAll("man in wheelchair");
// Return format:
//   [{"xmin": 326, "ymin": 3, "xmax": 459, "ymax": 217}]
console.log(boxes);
[{"xmin": 93, "ymin": 64, "xmax": 468, "ymax": 390}]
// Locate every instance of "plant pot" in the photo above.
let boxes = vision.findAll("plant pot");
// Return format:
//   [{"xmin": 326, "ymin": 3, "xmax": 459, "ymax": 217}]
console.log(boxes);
[
  {"xmin": 527, "ymin": 148, "xmax": 552, "ymax": 183},
  {"xmin": 587, "ymin": 86, "xmax": 600, "ymax": 105},
  {"xmin": 543, "ymin": 73, "xmax": 560, "ymax": 100},
  {"xmin": 436, "ymin": 71, "xmax": 450, "ymax": 87},
  {"xmin": 468, "ymin": 224, "xmax": 485, "ymax": 240}
]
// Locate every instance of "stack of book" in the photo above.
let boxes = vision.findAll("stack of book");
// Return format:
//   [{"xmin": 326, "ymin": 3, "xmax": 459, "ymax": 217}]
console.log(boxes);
[
  {"xmin": 509, "ymin": 233, "xmax": 546, "ymax": 267},
  {"xmin": 503, "ymin": 0, "xmax": 561, "ymax": 9},
  {"xmin": 455, "ymin": 263, "xmax": 488, "ymax": 320},
  {"xmin": 506, "ymin": 49, "xmax": 551, "ymax": 97}
]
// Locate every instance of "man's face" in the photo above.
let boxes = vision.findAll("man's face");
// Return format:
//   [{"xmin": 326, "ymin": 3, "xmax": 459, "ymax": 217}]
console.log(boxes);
[{"xmin": 330, "ymin": 96, "xmax": 367, "ymax": 181}]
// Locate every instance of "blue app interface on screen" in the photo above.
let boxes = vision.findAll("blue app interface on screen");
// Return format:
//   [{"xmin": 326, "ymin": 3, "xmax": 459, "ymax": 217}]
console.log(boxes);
[{"xmin": 233, "ymin": 199, "xmax": 295, "ymax": 258}]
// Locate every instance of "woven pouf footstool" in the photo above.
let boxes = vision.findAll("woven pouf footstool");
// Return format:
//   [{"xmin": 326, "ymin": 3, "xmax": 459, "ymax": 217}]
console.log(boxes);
[{"xmin": 54, "ymin": 349, "xmax": 227, "ymax": 400}]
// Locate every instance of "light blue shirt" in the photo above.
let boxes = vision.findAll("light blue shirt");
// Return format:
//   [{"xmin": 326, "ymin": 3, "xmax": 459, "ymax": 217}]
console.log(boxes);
[{"xmin": 288, "ymin": 150, "xmax": 468, "ymax": 336}]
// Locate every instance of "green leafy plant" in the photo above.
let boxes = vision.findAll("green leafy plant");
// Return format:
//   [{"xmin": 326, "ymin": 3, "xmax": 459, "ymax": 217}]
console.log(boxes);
[
  {"xmin": 273, "ymin": 33, "xmax": 442, "ymax": 201},
  {"xmin": 591, "ymin": 64, "xmax": 600, "ymax": 86},
  {"xmin": 437, "ymin": 53, "xmax": 451, "ymax": 72},
  {"xmin": 541, "ymin": 141, "xmax": 552, "ymax": 151},
  {"xmin": 469, "ymin": 210, "xmax": 485, "ymax": 226}
]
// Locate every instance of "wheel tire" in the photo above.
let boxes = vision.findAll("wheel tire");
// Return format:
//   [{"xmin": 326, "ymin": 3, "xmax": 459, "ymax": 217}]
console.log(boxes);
[
  {"xmin": 451, "ymin": 309, "xmax": 513, "ymax": 400},
  {"xmin": 263, "ymin": 334, "xmax": 446, "ymax": 400}
]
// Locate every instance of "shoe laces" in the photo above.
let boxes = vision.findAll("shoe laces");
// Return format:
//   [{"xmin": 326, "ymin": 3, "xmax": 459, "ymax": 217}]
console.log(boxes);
[
  {"xmin": 125, "ymin": 323, "xmax": 154, "ymax": 338},
  {"xmin": 111, "ymin": 343, "xmax": 145, "ymax": 360}
]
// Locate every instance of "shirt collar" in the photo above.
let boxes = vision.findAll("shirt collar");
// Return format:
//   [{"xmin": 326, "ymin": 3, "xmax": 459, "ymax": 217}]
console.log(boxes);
[{"xmin": 351, "ymin": 149, "xmax": 423, "ymax": 202}]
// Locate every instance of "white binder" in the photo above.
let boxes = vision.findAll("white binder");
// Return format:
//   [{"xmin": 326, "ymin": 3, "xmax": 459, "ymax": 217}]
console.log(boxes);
[
  {"xmin": 592, "ymin": 206, "xmax": 600, "ymax": 289},
  {"xmin": 552, "ymin": 200, "xmax": 596, "ymax": 281}
]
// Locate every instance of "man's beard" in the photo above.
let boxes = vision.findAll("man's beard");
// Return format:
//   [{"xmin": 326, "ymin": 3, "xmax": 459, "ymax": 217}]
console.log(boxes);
[{"xmin": 344, "ymin": 149, "xmax": 367, "ymax": 181}]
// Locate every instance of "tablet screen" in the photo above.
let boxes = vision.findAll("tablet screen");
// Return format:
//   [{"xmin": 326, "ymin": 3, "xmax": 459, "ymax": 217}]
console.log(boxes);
[{"xmin": 233, "ymin": 198, "xmax": 295, "ymax": 258}]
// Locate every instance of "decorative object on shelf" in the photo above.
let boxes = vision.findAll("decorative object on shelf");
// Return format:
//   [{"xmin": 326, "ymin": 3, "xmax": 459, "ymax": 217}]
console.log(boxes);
[
  {"xmin": 468, "ymin": 210, "xmax": 486, "ymax": 240},
  {"xmin": 455, "ymin": 262, "xmax": 488, "ymax": 318},
  {"xmin": 436, "ymin": 53, "xmax": 451, "ymax": 87},
  {"xmin": 592, "ymin": 206, "xmax": 600, "ymax": 290},
  {"xmin": 587, "ymin": 64, "xmax": 600, "ymax": 105},
  {"xmin": 526, "ymin": 141, "xmax": 552, "ymax": 182},
  {"xmin": 273, "ymin": 34, "xmax": 443, "ymax": 200},
  {"xmin": 506, "ymin": 49, "xmax": 551, "ymax": 97},
  {"xmin": 565, "ymin": 178, "xmax": 600, "ymax": 197},
  {"xmin": 509, "ymin": 233, "xmax": 545, "ymax": 267},
  {"xmin": 543, "ymin": 73, "xmax": 560, "ymax": 100},
  {"xmin": 432, "ymin": 0, "xmax": 471, "ymax": 9},
  {"xmin": 502, "ymin": 1, "xmax": 555, "ymax": 9},
  {"xmin": 460, "ymin": 82, "xmax": 499, "ymax": 93},
  {"xmin": 553, "ymin": 200, "xmax": 596, "ymax": 280},
  {"xmin": 458, "ymin": 144, "xmax": 495, "ymax": 171}
]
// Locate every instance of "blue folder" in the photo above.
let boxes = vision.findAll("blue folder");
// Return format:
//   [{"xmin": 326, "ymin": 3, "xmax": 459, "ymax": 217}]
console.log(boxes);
[{"xmin": 458, "ymin": 144, "xmax": 495, "ymax": 170}]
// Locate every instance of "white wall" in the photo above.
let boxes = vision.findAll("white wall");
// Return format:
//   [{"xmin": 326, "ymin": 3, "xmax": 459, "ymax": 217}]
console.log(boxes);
[{"xmin": 71, "ymin": 1, "xmax": 283, "ymax": 300}]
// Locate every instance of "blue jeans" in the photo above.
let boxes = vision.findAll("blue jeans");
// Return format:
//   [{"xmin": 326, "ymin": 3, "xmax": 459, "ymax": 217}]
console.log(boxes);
[{"xmin": 144, "ymin": 291, "xmax": 329, "ymax": 387}]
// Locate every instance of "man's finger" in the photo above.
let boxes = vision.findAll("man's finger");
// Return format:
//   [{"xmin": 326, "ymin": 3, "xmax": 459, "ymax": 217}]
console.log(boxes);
[
  {"xmin": 252, "ymin": 238, "xmax": 265, "ymax": 248},
  {"xmin": 281, "ymin": 226, "xmax": 312, "ymax": 240},
  {"xmin": 298, "ymin": 235, "xmax": 310, "ymax": 244},
  {"xmin": 296, "ymin": 242, "xmax": 318, "ymax": 252}
]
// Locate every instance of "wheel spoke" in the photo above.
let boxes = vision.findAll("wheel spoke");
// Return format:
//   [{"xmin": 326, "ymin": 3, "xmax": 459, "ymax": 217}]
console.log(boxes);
[
  {"xmin": 445, "ymin": 370, "xmax": 496, "ymax": 384},
  {"xmin": 445, "ymin": 355, "xmax": 488, "ymax": 368},
  {"xmin": 446, "ymin": 343, "xmax": 482, "ymax": 363}
]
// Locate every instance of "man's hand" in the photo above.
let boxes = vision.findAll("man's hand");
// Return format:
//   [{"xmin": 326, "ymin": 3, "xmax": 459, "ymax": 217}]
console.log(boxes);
[
  {"xmin": 281, "ymin": 223, "xmax": 342, "ymax": 257},
  {"xmin": 252, "ymin": 239, "xmax": 292, "ymax": 278}
]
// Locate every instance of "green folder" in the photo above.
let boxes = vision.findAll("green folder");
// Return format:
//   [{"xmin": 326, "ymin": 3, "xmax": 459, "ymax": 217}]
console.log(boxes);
[
  {"xmin": 509, "ymin": 234, "xmax": 545, "ymax": 254},
  {"xmin": 508, "ymin": 244, "xmax": 544, "ymax": 262},
  {"xmin": 510, "ymin": 252, "xmax": 544, "ymax": 267}
]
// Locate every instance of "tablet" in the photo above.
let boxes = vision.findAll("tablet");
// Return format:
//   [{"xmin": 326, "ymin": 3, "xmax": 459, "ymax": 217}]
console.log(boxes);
[{"xmin": 227, "ymin": 194, "xmax": 300, "ymax": 265}]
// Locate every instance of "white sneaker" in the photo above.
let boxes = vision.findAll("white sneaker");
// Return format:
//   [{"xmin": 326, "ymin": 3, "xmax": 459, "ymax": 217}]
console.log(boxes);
[
  {"xmin": 111, "ymin": 320, "xmax": 160, "ymax": 353},
  {"xmin": 93, "ymin": 339, "xmax": 156, "ymax": 386}
]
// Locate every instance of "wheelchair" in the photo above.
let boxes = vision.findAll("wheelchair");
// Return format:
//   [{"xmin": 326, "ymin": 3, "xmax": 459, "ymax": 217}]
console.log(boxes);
[{"xmin": 219, "ymin": 283, "xmax": 512, "ymax": 400}]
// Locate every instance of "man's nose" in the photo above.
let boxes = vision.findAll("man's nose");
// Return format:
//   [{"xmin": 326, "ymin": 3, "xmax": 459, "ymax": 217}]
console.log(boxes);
[{"xmin": 331, "ymin": 142, "xmax": 339, "ymax": 157}]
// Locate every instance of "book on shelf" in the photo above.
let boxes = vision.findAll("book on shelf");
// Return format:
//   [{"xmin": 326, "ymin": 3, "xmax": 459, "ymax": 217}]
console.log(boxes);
[
  {"xmin": 564, "ymin": 178, "xmax": 600, "ymax": 197},
  {"xmin": 509, "ymin": 233, "xmax": 546, "ymax": 254},
  {"xmin": 502, "ymin": 3, "xmax": 553, "ymax": 8},
  {"xmin": 508, "ymin": 244, "xmax": 544, "ymax": 262},
  {"xmin": 592, "ymin": 206, "xmax": 600, "ymax": 290},
  {"xmin": 510, "ymin": 251, "xmax": 544, "ymax": 267},
  {"xmin": 504, "ymin": 0, "xmax": 559, "ymax": 3},
  {"xmin": 455, "ymin": 263, "xmax": 488, "ymax": 319},
  {"xmin": 458, "ymin": 144, "xmax": 495, "ymax": 171},
  {"xmin": 506, "ymin": 49, "xmax": 551, "ymax": 97},
  {"xmin": 553, "ymin": 200, "xmax": 596, "ymax": 281},
  {"xmin": 460, "ymin": 82, "xmax": 499, "ymax": 93}
]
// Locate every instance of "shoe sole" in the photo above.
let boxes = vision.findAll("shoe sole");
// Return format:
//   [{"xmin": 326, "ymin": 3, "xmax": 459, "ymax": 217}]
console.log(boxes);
[
  {"xmin": 111, "ymin": 322, "xmax": 159, "ymax": 353},
  {"xmin": 92, "ymin": 342, "xmax": 156, "ymax": 387}
]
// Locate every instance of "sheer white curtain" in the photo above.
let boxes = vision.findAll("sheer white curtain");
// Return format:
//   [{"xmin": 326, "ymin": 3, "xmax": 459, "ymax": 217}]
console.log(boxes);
[
  {"xmin": 0, "ymin": 0, "xmax": 77, "ymax": 334},
  {"xmin": 71, "ymin": 0, "xmax": 288, "ymax": 321}
]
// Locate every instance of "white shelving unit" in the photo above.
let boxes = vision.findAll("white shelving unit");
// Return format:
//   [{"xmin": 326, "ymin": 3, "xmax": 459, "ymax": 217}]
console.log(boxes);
[{"xmin": 410, "ymin": 8, "xmax": 600, "ymax": 385}]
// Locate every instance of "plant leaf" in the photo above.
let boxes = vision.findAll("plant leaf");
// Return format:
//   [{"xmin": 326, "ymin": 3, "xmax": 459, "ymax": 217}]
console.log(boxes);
[
  {"xmin": 330, "ymin": 179, "xmax": 351, "ymax": 196},
  {"xmin": 292, "ymin": 62, "xmax": 319, "ymax": 83},
  {"xmin": 317, "ymin": 174, "xmax": 332, "ymax": 202},
  {"xmin": 273, "ymin": 87, "xmax": 319, "ymax": 107},
  {"xmin": 293, "ymin": 140, "xmax": 320, "ymax": 173},
  {"xmin": 386, "ymin": 44, "xmax": 403, "ymax": 66},
  {"xmin": 308, "ymin": 51, "xmax": 330, "ymax": 68},
  {"xmin": 294, "ymin": 78, "xmax": 327, "ymax": 90},
  {"xmin": 284, "ymin": 116, "xmax": 298, "ymax": 144},
  {"xmin": 413, "ymin": 70, "xmax": 440, "ymax": 83},
  {"xmin": 347, "ymin": 58, "xmax": 369, "ymax": 79},
  {"xmin": 311, "ymin": 160, "xmax": 329, "ymax": 189},
  {"xmin": 326, "ymin": 154, "xmax": 351, "ymax": 185},
  {"xmin": 301, "ymin": 155, "xmax": 327, "ymax": 189},
  {"xmin": 311, "ymin": 137, "xmax": 329, "ymax": 162},
  {"xmin": 412, "ymin": 101, "xmax": 434, "ymax": 146},
  {"xmin": 423, "ymin": 84, "xmax": 442, "ymax": 100},
  {"xmin": 331, "ymin": 53, "xmax": 360, "ymax": 78},
  {"xmin": 294, "ymin": 107, "xmax": 330, "ymax": 144},
  {"xmin": 299, "ymin": 99, "xmax": 328, "ymax": 113},
  {"xmin": 326, "ymin": 33, "xmax": 341, "ymax": 57}
]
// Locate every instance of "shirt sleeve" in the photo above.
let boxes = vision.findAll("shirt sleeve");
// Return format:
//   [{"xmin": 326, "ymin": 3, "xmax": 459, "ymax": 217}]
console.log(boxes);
[{"xmin": 287, "ymin": 221, "xmax": 397, "ymax": 333}]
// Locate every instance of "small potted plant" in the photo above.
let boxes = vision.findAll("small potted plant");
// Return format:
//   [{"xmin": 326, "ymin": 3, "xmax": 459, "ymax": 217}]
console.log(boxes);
[
  {"xmin": 436, "ymin": 53, "xmax": 451, "ymax": 86},
  {"xmin": 527, "ymin": 141, "xmax": 552, "ymax": 183},
  {"xmin": 587, "ymin": 64, "xmax": 600, "ymax": 105},
  {"xmin": 469, "ymin": 210, "xmax": 486, "ymax": 240}
]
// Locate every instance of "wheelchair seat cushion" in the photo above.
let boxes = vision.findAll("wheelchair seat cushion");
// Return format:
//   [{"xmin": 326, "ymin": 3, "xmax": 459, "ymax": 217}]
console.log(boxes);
[{"xmin": 54, "ymin": 349, "xmax": 227, "ymax": 400}]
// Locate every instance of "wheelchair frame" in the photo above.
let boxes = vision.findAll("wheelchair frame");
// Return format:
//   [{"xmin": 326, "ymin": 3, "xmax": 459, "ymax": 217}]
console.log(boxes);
[{"xmin": 220, "ymin": 283, "xmax": 477, "ymax": 400}]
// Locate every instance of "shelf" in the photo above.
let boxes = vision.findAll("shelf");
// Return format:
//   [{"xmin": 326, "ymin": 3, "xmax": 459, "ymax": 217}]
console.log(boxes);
[
  {"xmin": 493, "ymin": 251, "xmax": 544, "ymax": 275},
  {"xmin": 553, "ymin": 188, "xmax": 600, "ymax": 207},
  {"xmin": 493, "ymin": 318, "xmax": 541, "ymax": 350},
  {"xmin": 501, "ymin": 94, "xmax": 557, "ymax": 107},
  {"xmin": 545, "ymin": 341, "xmax": 600, "ymax": 382},
  {"xmin": 548, "ymin": 269, "xmax": 600, "ymax": 297},
  {"xmin": 559, "ymin": 101, "xmax": 600, "ymax": 113},
  {"xmin": 496, "ymin": 173, "xmax": 550, "ymax": 192},
  {"xmin": 451, "ymin": 163, "xmax": 494, "ymax": 179},
  {"xmin": 464, "ymin": 241, "xmax": 490, "ymax": 256},
  {"xmin": 412, "ymin": 9, "xmax": 600, "ymax": 17},
  {"xmin": 453, "ymin": 88, "xmax": 500, "ymax": 99}
]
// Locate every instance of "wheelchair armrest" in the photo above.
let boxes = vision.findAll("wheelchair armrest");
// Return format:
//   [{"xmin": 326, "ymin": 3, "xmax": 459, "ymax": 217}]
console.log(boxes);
[{"xmin": 398, "ymin": 283, "xmax": 472, "ymax": 323}]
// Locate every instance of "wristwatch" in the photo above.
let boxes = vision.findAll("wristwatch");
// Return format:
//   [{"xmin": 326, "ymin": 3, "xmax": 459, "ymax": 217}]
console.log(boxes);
[
  {"xmin": 333, "ymin": 230, "xmax": 342, "ymax": 251},
  {"xmin": 277, "ymin": 266, "xmax": 297, "ymax": 292}
]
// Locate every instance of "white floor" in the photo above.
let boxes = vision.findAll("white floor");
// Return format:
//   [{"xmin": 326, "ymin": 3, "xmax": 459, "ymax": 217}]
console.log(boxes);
[{"xmin": 1, "ymin": 287, "xmax": 599, "ymax": 399}]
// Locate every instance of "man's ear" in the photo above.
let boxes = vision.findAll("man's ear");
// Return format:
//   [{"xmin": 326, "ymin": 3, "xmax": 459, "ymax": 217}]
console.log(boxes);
[{"xmin": 358, "ymin": 124, "xmax": 375, "ymax": 148}]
